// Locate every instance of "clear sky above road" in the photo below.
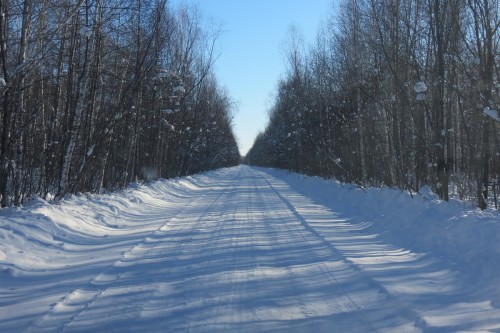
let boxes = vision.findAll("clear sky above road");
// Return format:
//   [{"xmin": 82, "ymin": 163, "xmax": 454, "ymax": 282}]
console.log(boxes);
[{"xmin": 170, "ymin": 0, "xmax": 335, "ymax": 156}]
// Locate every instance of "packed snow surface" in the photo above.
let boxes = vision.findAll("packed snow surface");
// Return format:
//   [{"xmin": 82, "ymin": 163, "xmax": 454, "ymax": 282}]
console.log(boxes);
[{"xmin": 1, "ymin": 165, "xmax": 499, "ymax": 332}]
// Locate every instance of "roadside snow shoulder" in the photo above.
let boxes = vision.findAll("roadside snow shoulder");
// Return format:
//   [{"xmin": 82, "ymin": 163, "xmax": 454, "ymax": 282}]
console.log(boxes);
[
  {"xmin": 0, "ymin": 175, "xmax": 206, "ymax": 276},
  {"xmin": 263, "ymin": 168, "xmax": 500, "ymax": 282}
]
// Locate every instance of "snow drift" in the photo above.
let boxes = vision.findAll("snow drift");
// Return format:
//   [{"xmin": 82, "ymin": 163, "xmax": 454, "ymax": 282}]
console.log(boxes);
[{"xmin": 0, "ymin": 166, "xmax": 499, "ymax": 332}]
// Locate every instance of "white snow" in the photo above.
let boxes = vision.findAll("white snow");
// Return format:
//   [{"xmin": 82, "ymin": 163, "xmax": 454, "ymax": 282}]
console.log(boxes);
[
  {"xmin": 1, "ymin": 165, "xmax": 499, "ymax": 332},
  {"xmin": 173, "ymin": 86, "xmax": 185, "ymax": 95},
  {"xmin": 484, "ymin": 107, "xmax": 500, "ymax": 121},
  {"xmin": 78, "ymin": 26, "xmax": 92, "ymax": 38},
  {"xmin": 86, "ymin": 144, "xmax": 95, "ymax": 157},
  {"xmin": 416, "ymin": 93, "xmax": 425, "ymax": 101},
  {"xmin": 161, "ymin": 119, "xmax": 174, "ymax": 131},
  {"xmin": 413, "ymin": 81, "xmax": 427, "ymax": 93},
  {"xmin": 156, "ymin": 70, "xmax": 171, "ymax": 79}
]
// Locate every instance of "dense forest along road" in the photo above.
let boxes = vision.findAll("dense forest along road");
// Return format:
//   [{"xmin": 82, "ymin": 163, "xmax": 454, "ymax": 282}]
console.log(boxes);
[{"xmin": 3, "ymin": 166, "xmax": 500, "ymax": 332}]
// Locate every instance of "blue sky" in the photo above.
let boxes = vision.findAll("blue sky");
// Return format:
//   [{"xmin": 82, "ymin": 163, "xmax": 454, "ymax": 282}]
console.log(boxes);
[{"xmin": 170, "ymin": 0, "xmax": 335, "ymax": 155}]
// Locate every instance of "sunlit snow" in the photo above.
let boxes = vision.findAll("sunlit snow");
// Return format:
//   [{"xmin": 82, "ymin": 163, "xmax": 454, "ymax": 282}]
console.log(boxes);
[
  {"xmin": 1, "ymin": 166, "xmax": 499, "ymax": 332},
  {"xmin": 484, "ymin": 107, "xmax": 500, "ymax": 121}
]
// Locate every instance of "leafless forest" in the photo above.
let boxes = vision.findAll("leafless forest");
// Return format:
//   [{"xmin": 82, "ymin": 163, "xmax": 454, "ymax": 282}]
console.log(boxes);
[
  {"xmin": 0, "ymin": 0, "xmax": 240, "ymax": 206},
  {"xmin": 246, "ymin": 0, "xmax": 500, "ymax": 209}
]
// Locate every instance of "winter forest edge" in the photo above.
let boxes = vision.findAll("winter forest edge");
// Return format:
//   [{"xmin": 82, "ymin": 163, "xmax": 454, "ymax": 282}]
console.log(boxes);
[
  {"xmin": 245, "ymin": 0, "xmax": 500, "ymax": 210},
  {"xmin": 0, "ymin": 0, "xmax": 240, "ymax": 207},
  {"xmin": 1, "ymin": 0, "xmax": 500, "ymax": 211}
]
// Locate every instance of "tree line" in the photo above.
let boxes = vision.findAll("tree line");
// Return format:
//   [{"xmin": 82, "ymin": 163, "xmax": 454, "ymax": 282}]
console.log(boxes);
[
  {"xmin": 0, "ymin": 0, "xmax": 240, "ymax": 206},
  {"xmin": 246, "ymin": 0, "xmax": 500, "ymax": 209}
]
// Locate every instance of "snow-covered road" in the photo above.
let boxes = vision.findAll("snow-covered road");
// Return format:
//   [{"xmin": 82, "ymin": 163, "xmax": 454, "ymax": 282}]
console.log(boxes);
[{"xmin": 1, "ymin": 166, "xmax": 500, "ymax": 332}]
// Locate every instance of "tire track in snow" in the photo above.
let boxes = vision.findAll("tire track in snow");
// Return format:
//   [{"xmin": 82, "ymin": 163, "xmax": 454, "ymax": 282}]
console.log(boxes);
[
  {"xmin": 65, "ymin": 171, "xmax": 242, "ymax": 332},
  {"xmin": 151, "ymin": 168, "xmax": 254, "ymax": 332},
  {"xmin": 15, "ymin": 165, "xmax": 473, "ymax": 332},
  {"xmin": 257, "ymin": 174, "xmax": 380, "ymax": 331},
  {"xmin": 21, "ymin": 179, "xmax": 231, "ymax": 333},
  {"xmin": 159, "ymin": 166, "xmax": 415, "ymax": 332},
  {"xmin": 167, "ymin": 167, "xmax": 399, "ymax": 332},
  {"xmin": 258, "ymin": 170, "xmax": 427, "ymax": 331},
  {"xmin": 182, "ymin": 184, "xmax": 243, "ymax": 332},
  {"xmin": 194, "ymin": 170, "xmax": 263, "ymax": 330}
]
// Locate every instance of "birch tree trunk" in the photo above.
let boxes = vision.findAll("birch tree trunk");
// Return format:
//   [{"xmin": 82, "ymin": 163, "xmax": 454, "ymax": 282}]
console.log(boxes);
[{"xmin": 57, "ymin": 4, "xmax": 92, "ymax": 198}]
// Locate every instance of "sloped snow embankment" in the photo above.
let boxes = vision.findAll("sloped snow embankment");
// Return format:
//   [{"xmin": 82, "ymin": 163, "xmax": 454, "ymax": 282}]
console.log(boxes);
[
  {"xmin": 0, "ymin": 173, "xmax": 218, "ymax": 332},
  {"xmin": 264, "ymin": 168, "xmax": 500, "ymax": 301},
  {"xmin": 0, "ymin": 177, "xmax": 204, "ymax": 276},
  {"xmin": 2, "ymin": 166, "xmax": 499, "ymax": 284},
  {"xmin": 1, "ymin": 166, "xmax": 499, "ymax": 332}
]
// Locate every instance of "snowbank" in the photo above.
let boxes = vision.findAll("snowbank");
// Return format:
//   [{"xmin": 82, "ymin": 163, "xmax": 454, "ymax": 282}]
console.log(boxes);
[
  {"xmin": 263, "ymin": 168, "xmax": 500, "ymax": 283},
  {"xmin": 0, "ymin": 175, "xmax": 210, "ymax": 277},
  {"xmin": 2, "ymin": 167, "xmax": 499, "ymax": 283},
  {"xmin": 1, "ymin": 166, "xmax": 500, "ymax": 332}
]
